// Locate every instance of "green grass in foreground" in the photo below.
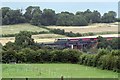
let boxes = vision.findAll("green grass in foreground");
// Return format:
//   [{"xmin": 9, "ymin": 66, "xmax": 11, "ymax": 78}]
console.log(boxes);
[
  {"xmin": 2, "ymin": 63, "xmax": 118, "ymax": 78},
  {"xmin": 1, "ymin": 23, "xmax": 48, "ymax": 35}
]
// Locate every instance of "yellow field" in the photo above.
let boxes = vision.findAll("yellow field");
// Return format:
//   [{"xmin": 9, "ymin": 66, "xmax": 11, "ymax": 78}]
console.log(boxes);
[{"xmin": 47, "ymin": 23, "xmax": 118, "ymax": 33}]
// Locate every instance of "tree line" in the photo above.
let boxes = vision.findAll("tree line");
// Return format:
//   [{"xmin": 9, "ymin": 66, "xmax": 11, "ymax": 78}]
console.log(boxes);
[
  {"xmin": 50, "ymin": 29, "xmax": 94, "ymax": 37},
  {"xmin": 79, "ymin": 49, "xmax": 120, "ymax": 72},
  {"xmin": 1, "ymin": 6, "xmax": 118, "ymax": 26}
]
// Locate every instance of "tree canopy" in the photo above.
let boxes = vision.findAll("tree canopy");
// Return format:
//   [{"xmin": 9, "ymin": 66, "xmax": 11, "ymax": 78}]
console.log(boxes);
[
  {"xmin": 15, "ymin": 31, "xmax": 34, "ymax": 47},
  {"xmin": 1, "ymin": 6, "xmax": 118, "ymax": 26}
]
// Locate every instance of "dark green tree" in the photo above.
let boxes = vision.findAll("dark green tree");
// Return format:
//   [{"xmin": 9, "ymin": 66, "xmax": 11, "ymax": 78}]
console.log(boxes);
[
  {"xmin": 2, "ymin": 49, "xmax": 17, "ymax": 63},
  {"xmin": 1, "ymin": 7, "xmax": 10, "ymax": 24},
  {"xmin": 24, "ymin": 6, "xmax": 42, "ymax": 23},
  {"xmin": 83, "ymin": 9, "xmax": 93, "ymax": 23},
  {"xmin": 30, "ymin": 7, "xmax": 42, "ymax": 26},
  {"xmin": 91, "ymin": 10, "xmax": 101, "ymax": 23},
  {"xmin": 41, "ymin": 9, "xmax": 56, "ymax": 25},
  {"xmin": 102, "ymin": 11, "xmax": 117, "ymax": 23},
  {"xmin": 73, "ymin": 15, "xmax": 88, "ymax": 26},
  {"xmin": 56, "ymin": 12, "xmax": 74, "ymax": 26},
  {"xmin": 15, "ymin": 31, "xmax": 34, "ymax": 47},
  {"xmin": 2, "ymin": 8, "xmax": 25, "ymax": 25}
]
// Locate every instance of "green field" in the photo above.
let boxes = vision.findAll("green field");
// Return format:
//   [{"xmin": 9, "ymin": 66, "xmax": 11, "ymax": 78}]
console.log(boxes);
[
  {"xmin": 1, "ymin": 24, "xmax": 48, "ymax": 35},
  {"xmin": 2, "ymin": 64, "xmax": 118, "ymax": 78}
]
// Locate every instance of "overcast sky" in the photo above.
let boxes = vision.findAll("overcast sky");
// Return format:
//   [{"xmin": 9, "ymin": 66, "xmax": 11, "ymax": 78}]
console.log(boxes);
[{"xmin": 1, "ymin": 2, "xmax": 118, "ymax": 16}]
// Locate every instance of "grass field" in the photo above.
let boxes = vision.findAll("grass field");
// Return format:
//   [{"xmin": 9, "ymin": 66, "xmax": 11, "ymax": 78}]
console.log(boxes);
[
  {"xmin": 2, "ymin": 64, "xmax": 118, "ymax": 78},
  {"xmin": 1, "ymin": 23, "xmax": 48, "ymax": 35},
  {"xmin": 47, "ymin": 23, "xmax": 118, "ymax": 33}
]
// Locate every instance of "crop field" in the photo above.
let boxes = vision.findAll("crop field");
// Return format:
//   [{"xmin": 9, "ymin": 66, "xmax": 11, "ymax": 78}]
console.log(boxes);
[
  {"xmin": 1, "ymin": 23, "xmax": 49, "ymax": 35},
  {"xmin": 47, "ymin": 23, "xmax": 118, "ymax": 33},
  {"xmin": 2, "ymin": 64, "xmax": 118, "ymax": 78}
]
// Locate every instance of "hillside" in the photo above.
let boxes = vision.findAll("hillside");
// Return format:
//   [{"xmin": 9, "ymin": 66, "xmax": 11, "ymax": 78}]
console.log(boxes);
[{"xmin": 1, "ymin": 23, "xmax": 49, "ymax": 35}]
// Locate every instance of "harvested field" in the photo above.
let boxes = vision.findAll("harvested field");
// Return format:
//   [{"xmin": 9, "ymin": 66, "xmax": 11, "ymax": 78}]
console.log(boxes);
[{"xmin": 47, "ymin": 23, "xmax": 118, "ymax": 33}]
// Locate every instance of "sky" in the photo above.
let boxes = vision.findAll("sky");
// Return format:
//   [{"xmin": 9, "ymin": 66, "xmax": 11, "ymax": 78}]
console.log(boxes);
[{"xmin": 1, "ymin": 2, "xmax": 118, "ymax": 16}]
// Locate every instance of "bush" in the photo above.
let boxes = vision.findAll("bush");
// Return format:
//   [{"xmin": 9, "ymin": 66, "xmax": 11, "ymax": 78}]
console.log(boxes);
[
  {"xmin": 79, "ymin": 49, "xmax": 120, "ymax": 72},
  {"xmin": 50, "ymin": 50, "xmax": 63, "ymax": 62},
  {"xmin": 62, "ymin": 49, "xmax": 82, "ymax": 63},
  {"xmin": 36, "ymin": 49, "xmax": 53, "ymax": 63},
  {"xmin": 50, "ymin": 29, "xmax": 83, "ymax": 37},
  {"xmin": 2, "ymin": 49, "xmax": 17, "ymax": 63}
]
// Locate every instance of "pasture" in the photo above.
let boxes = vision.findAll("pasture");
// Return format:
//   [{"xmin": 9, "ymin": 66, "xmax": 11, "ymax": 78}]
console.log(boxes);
[
  {"xmin": 1, "ymin": 23, "xmax": 48, "ymax": 35},
  {"xmin": 47, "ymin": 23, "xmax": 118, "ymax": 33},
  {"xmin": 2, "ymin": 64, "xmax": 118, "ymax": 78}
]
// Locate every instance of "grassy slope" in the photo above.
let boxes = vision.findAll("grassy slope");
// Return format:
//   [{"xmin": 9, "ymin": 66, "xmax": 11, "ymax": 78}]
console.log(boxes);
[
  {"xmin": 1, "ymin": 23, "xmax": 49, "ymax": 35},
  {"xmin": 2, "ymin": 64, "xmax": 118, "ymax": 78}
]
